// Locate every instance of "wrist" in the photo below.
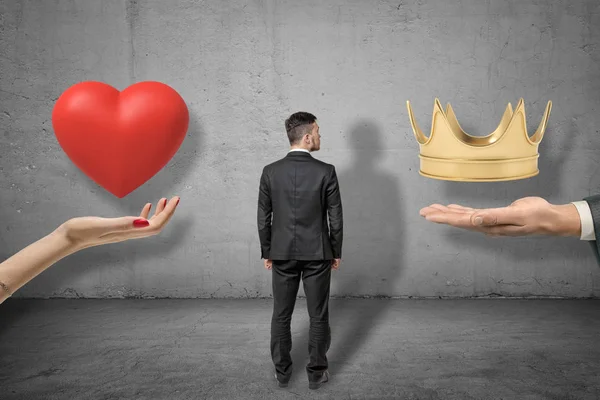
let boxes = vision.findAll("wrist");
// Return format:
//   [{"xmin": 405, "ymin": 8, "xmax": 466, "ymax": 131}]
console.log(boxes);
[
  {"xmin": 548, "ymin": 204, "xmax": 581, "ymax": 237},
  {"xmin": 52, "ymin": 223, "xmax": 88, "ymax": 253}
]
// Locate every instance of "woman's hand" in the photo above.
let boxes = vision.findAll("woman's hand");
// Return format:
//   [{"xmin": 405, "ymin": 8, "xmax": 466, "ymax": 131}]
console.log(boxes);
[
  {"xmin": 56, "ymin": 196, "xmax": 180, "ymax": 249},
  {"xmin": 0, "ymin": 196, "xmax": 181, "ymax": 303}
]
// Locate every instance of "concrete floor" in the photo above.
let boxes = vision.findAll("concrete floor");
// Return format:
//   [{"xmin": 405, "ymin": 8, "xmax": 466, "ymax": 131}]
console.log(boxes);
[{"xmin": 0, "ymin": 299, "xmax": 599, "ymax": 400}]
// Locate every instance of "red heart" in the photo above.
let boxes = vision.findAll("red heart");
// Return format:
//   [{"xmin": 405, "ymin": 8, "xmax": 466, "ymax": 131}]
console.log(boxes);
[{"xmin": 51, "ymin": 81, "xmax": 189, "ymax": 198}]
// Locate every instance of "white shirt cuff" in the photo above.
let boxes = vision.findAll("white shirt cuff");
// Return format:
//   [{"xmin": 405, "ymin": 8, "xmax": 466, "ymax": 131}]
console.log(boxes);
[{"xmin": 571, "ymin": 201, "xmax": 596, "ymax": 240}]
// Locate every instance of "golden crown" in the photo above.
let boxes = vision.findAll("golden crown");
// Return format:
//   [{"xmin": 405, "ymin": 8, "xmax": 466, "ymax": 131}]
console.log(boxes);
[{"xmin": 406, "ymin": 98, "xmax": 552, "ymax": 181}]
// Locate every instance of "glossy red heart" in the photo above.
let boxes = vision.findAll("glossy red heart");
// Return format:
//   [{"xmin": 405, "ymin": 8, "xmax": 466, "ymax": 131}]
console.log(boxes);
[{"xmin": 51, "ymin": 81, "xmax": 189, "ymax": 198}]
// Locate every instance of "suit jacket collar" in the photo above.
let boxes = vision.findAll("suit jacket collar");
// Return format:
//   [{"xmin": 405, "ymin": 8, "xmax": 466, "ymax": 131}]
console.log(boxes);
[{"xmin": 286, "ymin": 149, "xmax": 312, "ymax": 158}]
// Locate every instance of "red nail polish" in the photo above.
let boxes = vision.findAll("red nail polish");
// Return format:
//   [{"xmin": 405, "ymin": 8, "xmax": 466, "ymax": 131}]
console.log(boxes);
[
  {"xmin": 163, "ymin": 198, "xmax": 168, "ymax": 207},
  {"xmin": 176, "ymin": 198, "xmax": 180, "ymax": 206},
  {"xmin": 133, "ymin": 218, "xmax": 149, "ymax": 228}
]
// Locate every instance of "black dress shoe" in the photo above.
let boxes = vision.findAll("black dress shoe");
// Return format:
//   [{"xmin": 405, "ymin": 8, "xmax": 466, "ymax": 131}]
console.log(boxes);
[
  {"xmin": 274, "ymin": 373, "xmax": 288, "ymax": 388},
  {"xmin": 308, "ymin": 370, "xmax": 329, "ymax": 390}
]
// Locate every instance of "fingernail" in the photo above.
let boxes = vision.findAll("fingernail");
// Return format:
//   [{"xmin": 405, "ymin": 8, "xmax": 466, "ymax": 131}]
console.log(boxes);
[
  {"xmin": 163, "ymin": 198, "xmax": 168, "ymax": 207},
  {"xmin": 176, "ymin": 198, "xmax": 180, "ymax": 206},
  {"xmin": 133, "ymin": 218, "xmax": 149, "ymax": 228},
  {"xmin": 474, "ymin": 216, "xmax": 483, "ymax": 225}
]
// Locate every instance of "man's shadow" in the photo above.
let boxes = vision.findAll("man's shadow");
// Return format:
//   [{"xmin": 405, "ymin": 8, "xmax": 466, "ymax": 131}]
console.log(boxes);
[
  {"xmin": 437, "ymin": 107, "xmax": 595, "ymax": 264},
  {"xmin": 290, "ymin": 120, "xmax": 405, "ymax": 378},
  {"xmin": 26, "ymin": 114, "xmax": 205, "ymax": 298}
]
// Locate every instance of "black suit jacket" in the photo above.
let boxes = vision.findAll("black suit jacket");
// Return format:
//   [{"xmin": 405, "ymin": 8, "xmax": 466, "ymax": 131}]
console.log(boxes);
[
  {"xmin": 583, "ymin": 194, "xmax": 600, "ymax": 264},
  {"xmin": 257, "ymin": 151, "xmax": 343, "ymax": 261}
]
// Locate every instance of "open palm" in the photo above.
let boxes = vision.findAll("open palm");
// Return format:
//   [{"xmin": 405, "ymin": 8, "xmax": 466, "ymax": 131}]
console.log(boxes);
[
  {"xmin": 57, "ymin": 196, "xmax": 180, "ymax": 249},
  {"xmin": 419, "ymin": 196, "xmax": 558, "ymax": 236}
]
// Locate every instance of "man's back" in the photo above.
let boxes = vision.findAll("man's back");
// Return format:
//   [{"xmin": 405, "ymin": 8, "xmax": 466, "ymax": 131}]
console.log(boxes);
[
  {"xmin": 258, "ymin": 150, "xmax": 343, "ymax": 261},
  {"xmin": 259, "ymin": 111, "xmax": 341, "ymax": 389}
]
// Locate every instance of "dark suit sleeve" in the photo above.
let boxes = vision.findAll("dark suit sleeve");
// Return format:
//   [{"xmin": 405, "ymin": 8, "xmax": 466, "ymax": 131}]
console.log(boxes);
[
  {"xmin": 583, "ymin": 194, "xmax": 600, "ymax": 265},
  {"xmin": 326, "ymin": 165, "xmax": 343, "ymax": 258},
  {"xmin": 257, "ymin": 167, "xmax": 272, "ymax": 259}
]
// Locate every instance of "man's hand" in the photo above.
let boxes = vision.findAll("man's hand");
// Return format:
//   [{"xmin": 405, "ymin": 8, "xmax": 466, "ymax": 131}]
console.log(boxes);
[
  {"xmin": 419, "ymin": 196, "xmax": 581, "ymax": 237},
  {"xmin": 331, "ymin": 258, "xmax": 341, "ymax": 270},
  {"xmin": 264, "ymin": 259, "xmax": 272, "ymax": 270}
]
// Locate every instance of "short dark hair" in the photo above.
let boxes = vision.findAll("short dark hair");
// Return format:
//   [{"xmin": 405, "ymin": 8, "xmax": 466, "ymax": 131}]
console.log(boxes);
[{"xmin": 285, "ymin": 112, "xmax": 317, "ymax": 144}]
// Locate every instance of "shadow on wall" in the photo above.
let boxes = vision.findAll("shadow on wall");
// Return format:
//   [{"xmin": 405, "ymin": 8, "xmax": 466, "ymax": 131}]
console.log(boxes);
[
  {"xmin": 290, "ymin": 119, "xmax": 405, "ymax": 379},
  {"xmin": 332, "ymin": 119, "xmax": 405, "ymax": 297},
  {"xmin": 39, "ymin": 113, "xmax": 205, "ymax": 298}
]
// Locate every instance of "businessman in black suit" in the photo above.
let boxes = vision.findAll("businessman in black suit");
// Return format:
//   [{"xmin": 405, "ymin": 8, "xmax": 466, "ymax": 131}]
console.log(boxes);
[
  {"xmin": 419, "ymin": 195, "xmax": 600, "ymax": 261},
  {"xmin": 257, "ymin": 112, "xmax": 343, "ymax": 390}
]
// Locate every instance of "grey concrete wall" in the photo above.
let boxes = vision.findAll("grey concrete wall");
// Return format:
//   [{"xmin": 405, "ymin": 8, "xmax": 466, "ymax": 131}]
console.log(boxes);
[{"xmin": 1, "ymin": 0, "xmax": 599, "ymax": 298}]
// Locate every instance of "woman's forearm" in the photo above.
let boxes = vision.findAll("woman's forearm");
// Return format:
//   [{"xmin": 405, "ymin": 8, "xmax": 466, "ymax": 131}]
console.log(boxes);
[{"xmin": 0, "ymin": 228, "xmax": 79, "ymax": 304}]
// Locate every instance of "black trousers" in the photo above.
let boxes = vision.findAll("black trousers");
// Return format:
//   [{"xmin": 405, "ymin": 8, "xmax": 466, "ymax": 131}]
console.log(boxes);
[{"xmin": 270, "ymin": 259, "xmax": 332, "ymax": 383}]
